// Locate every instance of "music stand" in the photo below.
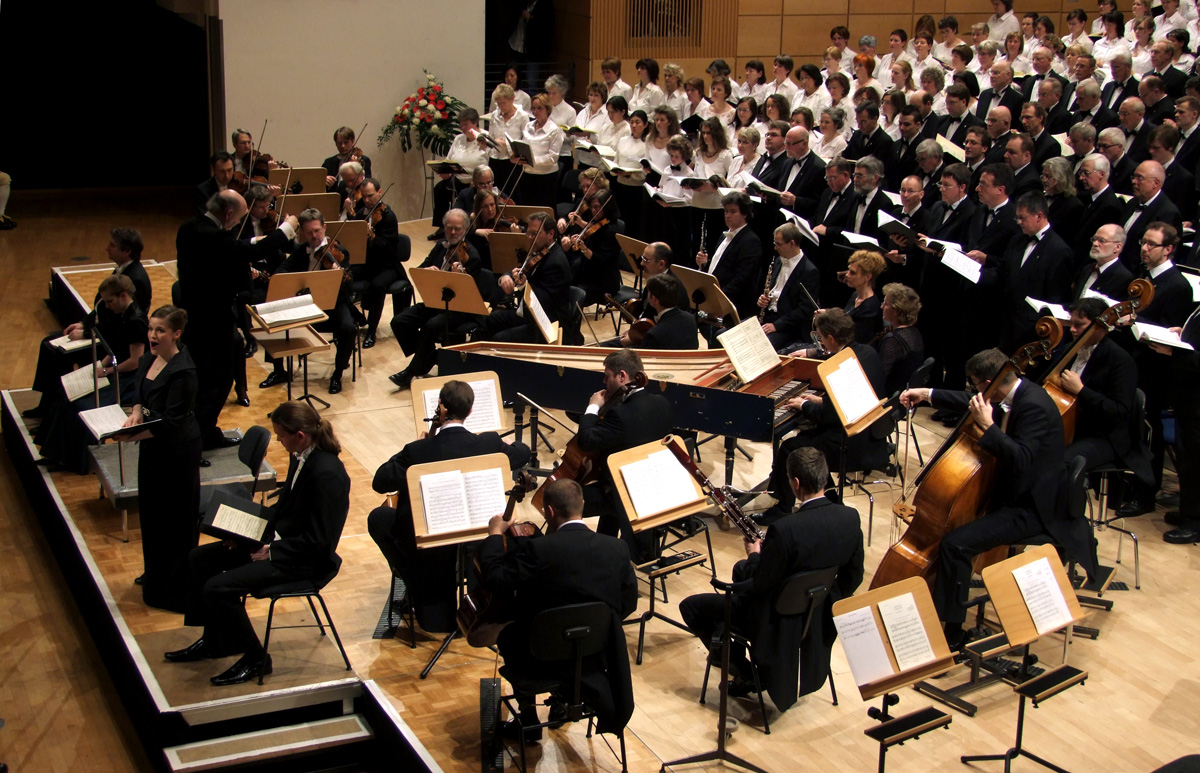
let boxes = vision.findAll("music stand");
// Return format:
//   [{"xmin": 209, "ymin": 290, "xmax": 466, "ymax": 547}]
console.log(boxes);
[
  {"xmin": 261, "ymin": 270, "xmax": 344, "ymax": 408},
  {"xmin": 268, "ymin": 166, "xmax": 326, "ymax": 195},
  {"xmin": 410, "ymin": 371, "xmax": 506, "ymax": 435},
  {"xmin": 408, "ymin": 267, "xmax": 489, "ymax": 363},
  {"xmin": 332, "ymin": 220, "xmax": 369, "ymax": 265},
  {"xmin": 500, "ymin": 205, "xmax": 554, "ymax": 228},
  {"xmin": 523, "ymin": 284, "xmax": 562, "ymax": 345},
  {"xmin": 670, "ymin": 265, "xmax": 739, "ymax": 346},
  {"xmin": 276, "ymin": 192, "xmax": 342, "ymax": 222},
  {"xmin": 615, "ymin": 233, "xmax": 649, "ymax": 285},
  {"xmin": 487, "ymin": 232, "xmax": 532, "ymax": 276},
  {"xmin": 817, "ymin": 346, "xmax": 892, "ymax": 502}
]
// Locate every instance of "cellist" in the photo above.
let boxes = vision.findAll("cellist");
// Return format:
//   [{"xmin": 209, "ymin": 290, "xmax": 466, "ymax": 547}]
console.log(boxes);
[{"xmin": 900, "ymin": 347, "xmax": 1095, "ymax": 648}]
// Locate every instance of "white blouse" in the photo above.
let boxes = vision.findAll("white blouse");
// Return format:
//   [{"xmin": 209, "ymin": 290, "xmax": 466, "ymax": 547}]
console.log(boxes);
[
  {"xmin": 813, "ymin": 132, "xmax": 848, "ymax": 161},
  {"xmin": 629, "ymin": 82, "xmax": 666, "ymax": 112},
  {"xmin": 726, "ymin": 153, "xmax": 760, "ymax": 188},
  {"xmin": 596, "ymin": 119, "xmax": 632, "ymax": 149},
  {"xmin": 486, "ymin": 106, "xmax": 530, "ymax": 160},
  {"xmin": 520, "ymin": 120, "xmax": 564, "ymax": 175},
  {"xmin": 613, "ymin": 135, "xmax": 648, "ymax": 185}
]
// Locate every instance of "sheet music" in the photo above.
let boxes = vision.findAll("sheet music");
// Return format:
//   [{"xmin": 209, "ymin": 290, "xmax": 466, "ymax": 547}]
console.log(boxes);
[
  {"xmin": 524, "ymin": 284, "xmax": 558, "ymax": 343},
  {"xmin": 882, "ymin": 190, "xmax": 902, "ymax": 207},
  {"xmin": 254, "ymin": 294, "xmax": 323, "ymax": 326},
  {"xmin": 833, "ymin": 607, "xmax": 895, "ymax": 686},
  {"xmin": 1180, "ymin": 271, "xmax": 1200, "ymax": 302},
  {"xmin": 717, "ymin": 318, "xmax": 781, "ymax": 383},
  {"xmin": 619, "ymin": 449, "xmax": 700, "ymax": 519},
  {"xmin": 422, "ymin": 379, "xmax": 502, "ymax": 434},
  {"xmin": 49, "ymin": 334, "xmax": 91, "ymax": 353},
  {"xmin": 462, "ymin": 468, "xmax": 507, "ymax": 527},
  {"xmin": 841, "ymin": 231, "xmax": 880, "ymax": 247},
  {"xmin": 939, "ymin": 247, "xmax": 982, "ymax": 284},
  {"xmin": 877, "ymin": 592, "xmax": 938, "ymax": 672},
  {"xmin": 78, "ymin": 404, "xmax": 129, "ymax": 441},
  {"xmin": 935, "ymin": 134, "xmax": 966, "ymax": 161},
  {"xmin": 1081, "ymin": 288, "xmax": 1118, "ymax": 306},
  {"xmin": 1025, "ymin": 297, "xmax": 1071, "ymax": 320},
  {"xmin": 419, "ymin": 470, "xmax": 471, "ymax": 534},
  {"xmin": 777, "ymin": 209, "xmax": 819, "ymax": 244},
  {"xmin": 1132, "ymin": 321, "xmax": 1194, "ymax": 350},
  {"xmin": 824, "ymin": 355, "xmax": 879, "ymax": 425},
  {"xmin": 212, "ymin": 503, "xmax": 269, "ymax": 542},
  {"xmin": 1012, "ymin": 557, "xmax": 1075, "ymax": 635},
  {"xmin": 61, "ymin": 362, "xmax": 103, "ymax": 403}
]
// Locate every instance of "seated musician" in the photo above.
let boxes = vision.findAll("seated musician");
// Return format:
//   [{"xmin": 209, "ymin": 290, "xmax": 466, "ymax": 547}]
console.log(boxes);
[
  {"xmin": 467, "ymin": 189, "xmax": 518, "ymax": 272},
  {"xmin": 323, "ymin": 126, "xmax": 372, "ymax": 190},
  {"xmin": 561, "ymin": 188, "xmax": 621, "ymax": 307},
  {"xmin": 456, "ymin": 166, "xmax": 499, "ymax": 217},
  {"xmin": 368, "ymin": 380, "xmax": 530, "ymax": 634},
  {"xmin": 193, "ymin": 151, "xmax": 234, "ymax": 214},
  {"xmin": 166, "ymin": 401, "xmax": 350, "ymax": 686},
  {"xmin": 26, "ymin": 228, "xmax": 151, "ymax": 419},
  {"xmin": 259, "ymin": 208, "xmax": 356, "ymax": 395},
  {"xmin": 387, "ymin": 208, "xmax": 482, "ymax": 389},
  {"xmin": 757, "ymin": 222, "xmax": 820, "ymax": 352},
  {"xmin": 432, "ymin": 107, "xmax": 490, "ymax": 238},
  {"xmin": 558, "ymin": 166, "xmax": 611, "ymax": 224},
  {"xmin": 679, "ymin": 447, "xmax": 863, "ymax": 706},
  {"xmin": 639, "ymin": 274, "xmax": 698, "ymax": 349},
  {"xmin": 575, "ymin": 348, "xmax": 674, "ymax": 560},
  {"xmin": 34, "ymin": 275, "xmax": 147, "ymax": 474},
  {"xmin": 479, "ymin": 478, "xmax": 638, "ymax": 741},
  {"xmin": 762, "ymin": 309, "xmax": 889, "ymax": 522},
  {"xmin": 481, "ymin": 212, "xmax": 572, "ymax": 344},
  {"xmin": 231, "ymin": 128, "xmax": 277, "ymax": 177},
  {"xmin": 349, "ymin": 177, "xmax": 400, "ymax": 349},
  {"xmin": 235, "ymin": 186, "xmax": 284, "ymax": 362},
  {"xmin": 900, "ymin": 348, "xmax": 1098, "ymax": 648},
  {"xmin": 336, "ymin": 161, "xmax": 366, "ymax": 220}
]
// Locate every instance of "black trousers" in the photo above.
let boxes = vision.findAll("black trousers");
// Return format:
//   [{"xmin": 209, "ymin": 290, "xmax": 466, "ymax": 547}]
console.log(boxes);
[
  {"xmin": 483, "ymin": 307, "xmax": 542, "ymax": 343},
  {"xmin": 190, "ymin": 330, "xmax": 235, "ymax": 449},
  {"xmin": 140, "ymin": 435, "xmax": 201, "ymax": 612},
  {"xmin": 352, "ymin": 263, "xmax": 400, "ymax": 334},
  {"xmin": 679, "ymin": 558, "xmax": 754, "ymax": 666},
  {"xmin": 367, "ymin": 505, "xmax": 459, "ymax": 633}
]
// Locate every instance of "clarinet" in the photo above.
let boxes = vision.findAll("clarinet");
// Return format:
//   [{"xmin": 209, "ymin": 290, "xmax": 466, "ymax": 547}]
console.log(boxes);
[
  {"xmin": 662, "ymin": 435, "xmax": 765, "ymax": 542},
  {"xmin": 758, "ymin": 260, "xmax": 777, "ymax": 323},
  {"xmin": 697, "ymin": 215, "xmax": 708, "ymax": 267}
]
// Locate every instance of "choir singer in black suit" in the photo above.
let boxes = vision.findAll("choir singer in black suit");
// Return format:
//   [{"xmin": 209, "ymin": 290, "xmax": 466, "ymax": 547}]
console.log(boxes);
[
  {"xmin": 479, "ymin": 479, "xmax": 637, "ymax": 739},
  {"xmin": 167, "ymin": 401, "xmax": 350, "ymax": 686},
  {"xmin": 368, "ymin": 380, "xmax": 530, "ymax": 634},
  {"xmin": 757, "ymin": 222, "xmax": 820, "ymax": 351},
  {"xmin": 679, "ymin": 447, "xmax": 863, "ymax": 708},
  {"xmin": 1070, "ymin": 224, "xmax": 1133, "ymax": 301}
]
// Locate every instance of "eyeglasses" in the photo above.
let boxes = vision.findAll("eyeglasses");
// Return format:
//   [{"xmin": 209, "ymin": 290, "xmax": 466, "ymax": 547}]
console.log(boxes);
[
  {"xmin": 1140, "ymin": 239, "xmax": 1165, "ymax": 248},
  {"xmin": 1091, "ymin": 237, "xmax": 1119, "ymax": 244}
]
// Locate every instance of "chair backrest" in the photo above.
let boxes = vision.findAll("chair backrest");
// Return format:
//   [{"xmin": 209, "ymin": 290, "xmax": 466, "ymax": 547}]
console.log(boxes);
[
  {"xmin": 529, "ymin": 601, "xmax": 611, "ymax": 662},
  {"xmin": 774, "ymin": 566, "xmax": 842, "ymax": 641},
  {"xmin": 906, "ymin": 356, "xmax": 936, "ymax": 390},
  {"xmin": 238, "ymin": 425, "xmax": 272, "ymax": 495},
  {"xmin": 1133, "ymin": 387, "xmax": 1151, "ymax": 448},
  {"xmin": 1062, "ymin": 454, "xmax": 1088, "ymax": 524},
  {"xmin": 395, "ymin": 233, "xmax": 411, "ymax": 269}
]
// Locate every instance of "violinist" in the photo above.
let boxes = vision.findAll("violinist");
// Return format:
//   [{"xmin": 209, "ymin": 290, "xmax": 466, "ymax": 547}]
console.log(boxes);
[
  {"xmin": 193, "ymin": 151, "xmax": 234, "ymax": 214},
  {"xmin": 900, "ymin": 347, "xmax": 1095, "ymax": 648},
  {"xmin": 323, "ymin": 126, "xmax": 372, "ymax": 190},
  {"xmin": 575, "ymin": 348, "xmax": 674, "ymax": 559},
  {"xmin": 349, "ymin": 178, "xmax": 400, "ymax": 348},
  {"xmin": 467, "ymin": 189, "xmax": 518, "ymax": 271},
  {"xmin": 231, "ymin": 128, "xmax": 278, "ymax": 177},
  {"xmin": 368, "ymin": 380, "xmax": 530, "ymax": 635},
  {"xmin": 481, "ymin": 211, "xmax": 572, "ymax": 344},
  {"xmin": 639, "ymin": 274, "xmax": 698, "ymax": 350},
  {"xmin": 387, "ymin": 209, "xmax": 482, "ymax": 389},
  {"xmin": 561, "ymin": 189, "xmax": 621, "ymax": 306},
  {"xmin": 336, "ymin": 161, "xmax": 366, "ymax": 220},
  {"xmin": 455, "ymin": 166, "xmax": 500, "ymax": 219},
  {"xmin": 432, "ymin": 108, "xmax": 490, "ymax": 240},
  {"xmin": 263, "ymin": 208, "xmax": 355, "ymax": 395}
]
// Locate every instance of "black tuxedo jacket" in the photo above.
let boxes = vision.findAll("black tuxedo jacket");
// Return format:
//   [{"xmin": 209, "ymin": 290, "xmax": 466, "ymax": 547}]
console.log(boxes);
[
  {"xmin": 910, "ymin": 198, "xmax": 976, "ymax": 293},
  {"xmin": 1102, "ymin": 76, "xmax": 1140, "ymax": 112},
  {"xmin": 974, "ymin": 86, "xmax": 1025, "ymax": 121},
  {"xmin": 983, "ymin": 227, "xmax": 1076, "ymax": 348},
  {"xmin": 884, "ymin": 205, "xmax": 933, "ymax": 290},
  {"xmin": 1072, "ymin": 335, "xmax": 1138, "ymax": 457},
  {"xmin": 373, "ymin": 426, "xmax": 530, "ymax": 502},
  {"xmin": 193, "ymin": 177, "xmax": 220, "ymax": 213},
  {"xmin": 1144, "ymin": 95, "xmax": 1176, "ymax": 127},
  {"xmin": 886, "ymin": 136, "xmax": 921, "ymax": 191},
  {"xmin": 834, "ymin": 188, "xmax": 896, "ymax": 244},
  {"xmin": 1011, "ymin": 163, "xmax": 1042, "ymax": 199},
  {"xmin": 1146, "ymin": 67, "xmax": 1187, "ymax": 100},
  {"xmin": 641, "ymin": 306, "xmax": 698, "ymax": 349},
  {"xmin": 780, "ymin": 152, "xmax": 827, "ymax": 219},
  {"xmin": 265, "ymin": 449, "xmax": 350, "ymax": 578},
  {"xmin": 1118, "ymin": 193, "xmax": 1184, "ymax": 268},
  {"xmin": 1175, "ymin": 127, "xmax": 1200, "ymax": 173},
  {"xmin": 920, "ymin": 163, "xmax": 945, "ymax": 208},
  {"xmin": 735, "ymin": 497, "xmax": 863, "ymax": 708},
  {"xmin": 322, "ymin": 153, "xmax": 373, "ymax": 187},
  {"xmin": 812, "ymin": 186, "xmax": 858, "ymax": 231},
  {"xmin": 119, "ymin": 260, "xmax": 153, "ymax": 314},
  {"xmin": 707, "ymin": 226, "xmax": 763, "ymax": 320},
  {"xmin": 750, "ymin": 151, "xmax": 790, "ymax": 189},
  {"xmin": 578, "ymin": 389, "xmax": 675, "ymax": 481},
  {"xmin": 1069, "ymin": 259, "xmax": 1134, "ymax": 301},
  {"xmin": 1073, "ymin": 187, "xmax": 1126, "ymax": 256},
  {"xmin": 765, "ymin": 254, "xmax": 820, "ymax": 341},
  {"xmin": 968, "ymin": 198, "xmax": 1021, "ymax": 261},
  {"xmin": 1108, "ymin": 154, "xmax": 1136, "ymax": 195},
  {"xmin": 939, "ymin": 112, "xmax": 986, "ymax": 148},
  {"xmin": 520, "ymin": 244, "xmax": 573, "ymax": 324},
  {"xmin": 844, "ymin": 127, "xmax": 894, "ymax": 163},
  {"xmin": 1125, "ymin": 121, "xmax": 1154, "ymax": 166},
  {"xmin": 1072, "ymin": 104, "xmax": 1119, "ymax": 133},
  {"xmin": 1046, "ymin": 193, "xmax": 1085, "ymax": 253},
  {"xmin": 1022, "ymin": 70, "xmax": 1069, "ymax": 101},
  {"xmin": 1163, "ymin": 160, "xmax": 1198, "ymax": 219},
  {"xmin": 279, "ymin": 240, "xmax": 354, "ymax": 306},
  {"xmin": 1141, "ymin": 265, "xmax": 1195, "ymax": 327},
  {"xmin": 1032, "ymin": 131, "xmax": 1063, "ymax": 169},
  {"xmin": 417, "ymin": 240, "xmax": 482, "ymax": 276},
  {"xmin": 984, "ymin": 131, "xmax": 1014, "ymax": 166},
  {"xmin": 1044, "ymin": 102, "xmax": 1073, "ymax": 135}
]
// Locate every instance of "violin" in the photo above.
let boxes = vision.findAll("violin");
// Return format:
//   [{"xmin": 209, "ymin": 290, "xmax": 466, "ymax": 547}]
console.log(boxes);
[
  {"xmin": 870, "ymin": 317, "xmax": 1064, "ymax": 591},
  {"xmin": 228, "ymin": 170, "xmax": 270, "ymax": 195},
  {"xmin": 368, "ymin": 202, "xmax": 389, "ymax": 240},
  {"xmin": 605, "ymin": 292, "xmax": 654, "ymax": 346},
  {"xmin": 567, "ymin": 216, "xmax": 609, "ymax": 252},
  {"xmin": 440, "ymin": 240, "xmax": 471, "ymax": 272},
  {"xmin": 315, "ymin": 240, "xmax": 353, "ymax": 285},
  {"xmin": 530, "ymin": 373, "xmax": 649, "ymax": 511}
]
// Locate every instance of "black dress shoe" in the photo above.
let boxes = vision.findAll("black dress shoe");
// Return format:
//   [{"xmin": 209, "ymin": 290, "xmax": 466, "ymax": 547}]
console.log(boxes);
[
  {"xmin": 1116, "ymin": 500, "xmax": 1154, "ymax": 518},
  {"xmin": 1163, "ymin": 527, "xmax": 1200, "ymax": 544},
  {"xmin": 500, "ymin": 716, "xmax": 542, "ymax": 742},
  {"xmin": 236, "ymin": 394, "xmax": 251, "ymax": 408},
  {"xmin": 259, "ymin": 370, "xmax": 291, "ymax": 388},
  {"xmin": 726, "ymin": 675, "xmax": 760, "ymax": 698},
  {"xmin": 427, "ymin": 228, "xmax": 445, "ymax": 241},
  {"xmin": 243, "ymin": 338, "xmax": 258, "ymax": 358},
  {"xmin": 133, "ymin": 573, "xmax": 145, "ymax": 586},
  {"xmin": 165, "ymin": 637, "xmax": 227, "ymax": 663},
  {"xmin": 1165, "ymin": 510, "xmax": 1185, "ymax": 527},
  {"xmin": 328, "ymin": 373, "xmax": 343, "ymax": 394},
  {"xmin": 211, "ymin": 653, "xmax": 272, "ymax": 686},
  {"xmin": 1157, "ymin": 491, "xmax": 1180, "ymax": 508},
  {"xmin": 546, "ymin": 701, "xmax": 569, "ymax": 729},
  {"xmin": 21, "ymin": 405, "xmax": 45, "ymax": 419},
  {"xmin": 362, "ymin": 332, "xmax": 376, "ymax": 349},
  {"xmin": 930, "ymin": 409, "xmax": 953, "ymax": 422},
  {"xmin": 214, "ymin": 435, "xmax": 241, "ymax": 448},
  {"xmin": 199, "ymin": 458, "xmax": 212, "ymax": 467},
  {"xmin": 388, "ymin": 370, "xmax": 413, "ymax": 389}
]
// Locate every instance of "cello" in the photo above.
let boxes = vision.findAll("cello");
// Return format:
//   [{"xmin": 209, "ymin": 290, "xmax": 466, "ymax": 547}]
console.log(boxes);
[
  {"xmin": 870, "ymin": 317, "xmax": 1064, "ymax": 590},
  {"xmin": 1038, "ymin": 279, "xmax": 1154, "ymax": 444}
]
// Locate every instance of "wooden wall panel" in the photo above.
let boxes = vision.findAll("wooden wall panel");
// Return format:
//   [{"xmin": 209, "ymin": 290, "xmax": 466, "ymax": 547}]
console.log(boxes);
[
  {"xmin": 740, "ymin": 0, "xmax": 783, "ymax": 14},
  {"xmin": 783, "ymin": 14, "xmax": 853, "ymax": 58},
  {"xmin": 738, "ymin": 15, "xmax": 784, "ymax": 58}
]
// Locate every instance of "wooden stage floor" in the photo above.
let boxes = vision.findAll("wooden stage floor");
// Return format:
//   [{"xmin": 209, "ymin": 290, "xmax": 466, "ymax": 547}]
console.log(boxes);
[{"xmin": 1, "ymin": 189, "xmax": 1198, "ymax": 771}]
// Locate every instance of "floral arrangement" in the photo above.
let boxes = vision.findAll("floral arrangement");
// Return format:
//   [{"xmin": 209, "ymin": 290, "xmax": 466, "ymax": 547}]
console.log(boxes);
[{"xmin": 378, "ymin": 71, "xmax": 467, "ymax": 157}]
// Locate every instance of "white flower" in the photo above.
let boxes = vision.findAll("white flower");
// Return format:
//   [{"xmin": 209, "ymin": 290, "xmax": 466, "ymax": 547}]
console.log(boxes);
[{"xmin": 419, "ymin": 99, "xmax": 428, "ymax": 107}]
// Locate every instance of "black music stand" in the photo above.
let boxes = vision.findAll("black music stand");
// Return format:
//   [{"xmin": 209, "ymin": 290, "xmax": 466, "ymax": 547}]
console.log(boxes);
[
  {"xmin": 261, "ymin": 270, "xmax": 342, "ymax": 409},
  {"xmin": 407, "ymin": 267, "xmax": 489, "ymax": 380}
]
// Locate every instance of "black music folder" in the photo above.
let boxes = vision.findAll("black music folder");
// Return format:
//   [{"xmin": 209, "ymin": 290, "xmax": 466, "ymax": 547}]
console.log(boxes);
[
  {"xmin": 201, "ymin": 489, "xmax": 270, "ymax": 547},
  {"xmin": 680, "ymin": 113, "xmax": 703, "ymax": 134}
]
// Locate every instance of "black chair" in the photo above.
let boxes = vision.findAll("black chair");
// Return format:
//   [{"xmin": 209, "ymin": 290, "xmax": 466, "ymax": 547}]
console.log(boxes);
[
  {"xmin": 699, "ymin": 566, "xmax": 841, "ymax": 734},
  {"xmin": 563, "ymin": 286, "xmax": 586, "ymax": 345},
  {"xmin": 171, "ymin": 280, "xmax": 182, "ymax": 307},
  {"xmin": 389, "ymin": 234, "xmax": 414, "ymax": 314},
  {"xmin": 1086, "ymin": 388, "xmax": 1151, "ymax": 590},
  {"xmin": 251, "ymin": 566, "xmax": 352, "ymax": 685},
  {"xmin": 496, "ymin": 601, "xmax": 628, "ymax": 772},
  {"xmin": 197, "ymin": 425, "xmax": 272, "ymax": 514}
]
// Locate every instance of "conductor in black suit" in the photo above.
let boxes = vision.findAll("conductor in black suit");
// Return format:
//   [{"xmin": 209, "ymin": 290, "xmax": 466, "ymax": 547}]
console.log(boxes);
[
  {"xmin": 167, "ymin": 402, "xmax": 351, "ymax": 685},
  {"xmin": 576, "ymin": 348, "xmax": 674, "ymax": 559},
  {"xmin": 479, "ymin": 479, "xmax": 637, "ymax": 738},
  {"xmin": 367, "ymin": 380, "xmax": 530, "ymax": 633},
  {"xmin": 696, "ymin": 191, "xmax": 763, "ymax": 321},
  {"xmin": 758, "ymin": 222, "xmax": 820, "ymax": 350},
  {"xmin": 176, "ymin": 191, "xmax": 298, "ymax": 450},
  {"xmin": 901, "ymin": 349, "xmax": 1096, "ymax": 646},
  {"xmin": 680, "ymin": 447, "xmax": 864, "ymax": 709},
  {"xmin": 193, "ymin": 151, "xmax": 234, "ymax": 213},
  {"xmin": 1070, "ymin": 223, "xmax": 1134, "ymax": 301},
  {"xmin": 639, "ymin": 274, "xmax": 698, "ymax": 349}
]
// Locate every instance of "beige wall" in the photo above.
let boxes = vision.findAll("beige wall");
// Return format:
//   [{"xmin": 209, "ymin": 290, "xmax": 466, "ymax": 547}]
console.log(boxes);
[{"xmin": 221, "ymin": 0, "xmax": 485, "ymax": 222}]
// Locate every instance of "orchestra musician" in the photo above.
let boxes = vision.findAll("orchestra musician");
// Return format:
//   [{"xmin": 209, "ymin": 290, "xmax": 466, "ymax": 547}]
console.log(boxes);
[
  {"xmin": 368, "ymin": 380, "xmax": 530, "ymax": 635},
  {"xmin": 230, "ymin": 128, "xmax": 278, "ymax": 177},
  {"xmin": 349, "ymin": 177, "xmax": 401, "ymax": 349},
  {"xmin": 323, "ymin": 126, "xmax": 372, "ymax": 190},
  {"xmin": 695, "ymin": 191, "xmax": 763, "ymax": 322},
  {"xmin": 193, "ymin": 151, "xmax": 235, "ymax": 214},
  {"xmin": 432, "ymin": 108, "xmax": 490, "ymax": 240},
  {"xmin": 467, "ymin": 189, "xmax": 518, "ymax": 271},
  {"xmin": 561, "ymin": 188, "xmax": 620, "ymax": 307},
  {"xmin": 387, "ymin": 208, "xmax": 481, "ymax": 390},
  {"xmin": 638, "ymin": 274, "xmax": 698, "ymax": 349},
  {"xmin": 167, "ymin": 401, "xmax": 350, "ymax": 686},
  {"xmin": 900, "ymin": 348, "xmax": 1097, "ymax": 648},
  {"xmin": 118, "ymin": 305, "xmax": 200, "ymax": 613},
  {"xmin": 336, "ymin": 161, "xmax": 366, "ymax": 221},
  {"xmin": 757, "ymin": 222, "xmax": 820, "ymax": 351},
  {"xmin": 479, "ymin": 478, "xmax": 637, "ymax": 740},
  {"xmin": 679, "ymin": 447, "xmax": 863, "ymax": 707},
  {"xmin": 456, "ymin": 166, "xmax": 500, "ymax": 219},
  {"xmin": 481, "ymin": 211, "xmax": 572, "ymax": 344},
  {"xmin": 234, "ymin": 185, "xmax": 284, "ymax": 372}
]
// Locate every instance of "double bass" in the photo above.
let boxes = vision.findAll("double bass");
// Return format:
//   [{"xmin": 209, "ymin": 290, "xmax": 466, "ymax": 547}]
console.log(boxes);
[{"xmin": 870, "ymin": 317, "xmax": 1064, "ymax": 590}]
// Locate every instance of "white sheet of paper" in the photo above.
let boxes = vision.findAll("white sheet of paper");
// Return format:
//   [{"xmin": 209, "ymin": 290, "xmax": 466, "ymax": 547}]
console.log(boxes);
[
  {"xmin": 523, "ymin": 283, "xmax": 559, "ymax": 343},
  {"xmin": 49, "ymin": 334, "xmax": 91, "ymax": 353},
  {"xmin": 421, "ymin": 378, "xmax": 502, "ymax": 434},
  {"xmin": 1181, "ymin": 271, "xmax": 1200, "ymax": 302},
  {"xmin": 420, "ymin": 470, "xmax": 471, "ymax": 534},
  {"xmin": 841, "ymin": 231, "xmax": 880, "ymax": 247},
  {"xmin": 78, "ymin": 403, "xmax": 130, "ymax": 441},
  {"xmin": 935, "ymin": 134, "xmax": 966, "ymax": 161},
  {"xmin": 882, "ymin": 190, "xmax": 902, "ymax": 207},
  {"xmin": 212, "ymin": 503, "xmax": 269, "ymax": 541},
  {"xmin": 877, "ymin": 592, "xmax": 938, "ymax": 672},
  {"xmin": 61, "ymin": 362, "xmax": 103, "ymax": 403},
  {"xmin": 824, "ymin": 355, "xmax": 879, "ymax": 425},
  {"xmin": 1025, "ymin": 296, "xmax": 1071, "ymax": 320},
  {"xmin": 462, "ymin": 468, "xmax": 508, "ymax": 527},
  {"xmin": 1050, "ymin": 132, "xmax": 1071, "ymax": 154},
  {"xmin": 619, "ymin": 449, "xmax": 700, "ymax": 519},
  {"xmin": 1081, "ymin": 288, "xmax": 1118, "ymax": 306},
  {"xmin": 1012, "ymin": 557, "xmax": 1074, "ymax": 635},
  {"xmin": 833, "ymin": 607, "xmax": 895, "ymax": 686},
  {"xmin": 255, "ymin": 294, "xmax": 323, "ymax": 326},
  {"xmin": 940, "ymin": 248, "xmax": 982, "ymax": 284},
  {"xmin": 717, "ymin": 317, "xmax": 781, "ymax": 383},
  {"xmin": 777, "ymin": 209, "xmax": 820, "ymax": 244},
  {"xmin": 1133, "ymin": 321, "xmax": 1194, "ymax": 350}
]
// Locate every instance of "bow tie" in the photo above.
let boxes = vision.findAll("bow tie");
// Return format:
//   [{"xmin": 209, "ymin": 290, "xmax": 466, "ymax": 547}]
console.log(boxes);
[
  {"xmin": 1027, "ymin": 234, "xmax": 1040, "ymax": 246},
  {"xmin": 722, "ymin": 230, "xmax": 735, "ymax": 239},
  {"xmin": 670, "ymin": 164, "xmax": 682, "ymax": 171},
  {"xmin": 1124, "ymin": 128, "xmax": 1136, "ymax": 138}
]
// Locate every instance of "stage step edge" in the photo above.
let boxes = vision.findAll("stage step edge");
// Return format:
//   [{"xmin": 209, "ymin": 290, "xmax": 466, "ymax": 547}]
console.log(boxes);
[{"xmin": 163, "ymin": 714, "xmax": 372, "ymax": 771}]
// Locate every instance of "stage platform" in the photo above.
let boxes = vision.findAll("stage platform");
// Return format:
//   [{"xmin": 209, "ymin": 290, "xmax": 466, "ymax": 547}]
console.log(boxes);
[{"xmin": 8, "ymin": 223, "xmax": 1200, "ymax": 771}]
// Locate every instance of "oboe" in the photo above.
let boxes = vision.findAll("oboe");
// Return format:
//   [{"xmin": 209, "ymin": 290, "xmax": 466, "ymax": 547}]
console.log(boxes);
[
  {"xmin": 758, "ymin": 261, "xmax": 777, "ymax": 323},
  {"xmin": 662, "ymin": 435, "xmax": 765, "ymax": 542},
  {"xmin": 697, "ymin": 215, "xmax": 708, "ymax": 267}
]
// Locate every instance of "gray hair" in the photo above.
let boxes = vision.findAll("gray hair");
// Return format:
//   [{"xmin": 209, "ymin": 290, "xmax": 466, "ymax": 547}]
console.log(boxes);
[
  {"xmin": 1042, "ymin": 157, "xmax": 1077, "ymax": 196},
  {"xmin": 545, "ymin": 74, "xmax": 570, "ymax": 94},
  {"xmin": 338, "ymin": 161, "xmax": 364, "ymax": 178},
  {"xmin": 822, "ymin": 106, "xmax": 847, "ymax": 131},
  {"xmin": 443, "ymin": 208, "xmax": 468, "ymax": 227},
  {"xmin": 978, "ymin": 40, "xmax": 1000, "ymax": 56},
  {"xmin": 916, "ymin": 138, "xmax": 943, "ymax": 160},
  {"xmin": 1098, "ymin": 127, "xmax": 1126, "ymax": 146},
  {"xmin": 1084, "ymin": 152, "xmax": 1110, "ymax": 174},
  {"xmin": 860, "ymin": 35, "xmax": 877, "ymax": 47},
  {"xmin": 856, "ymin": 155, "xmax": 884, "ymax": 179}
]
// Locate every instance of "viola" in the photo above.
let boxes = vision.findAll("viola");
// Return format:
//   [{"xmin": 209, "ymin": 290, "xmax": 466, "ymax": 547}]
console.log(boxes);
[
  {"xmin": 605, "ymin": 292, "xmax": 654, "ymax": 346},
  {"xmin": 530, "ymin": 373, "xmax": 648, "ymax": 511},
  {"xmin": 870, "ymin": 317, "xmax": 1064, "ymax": 591}
]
